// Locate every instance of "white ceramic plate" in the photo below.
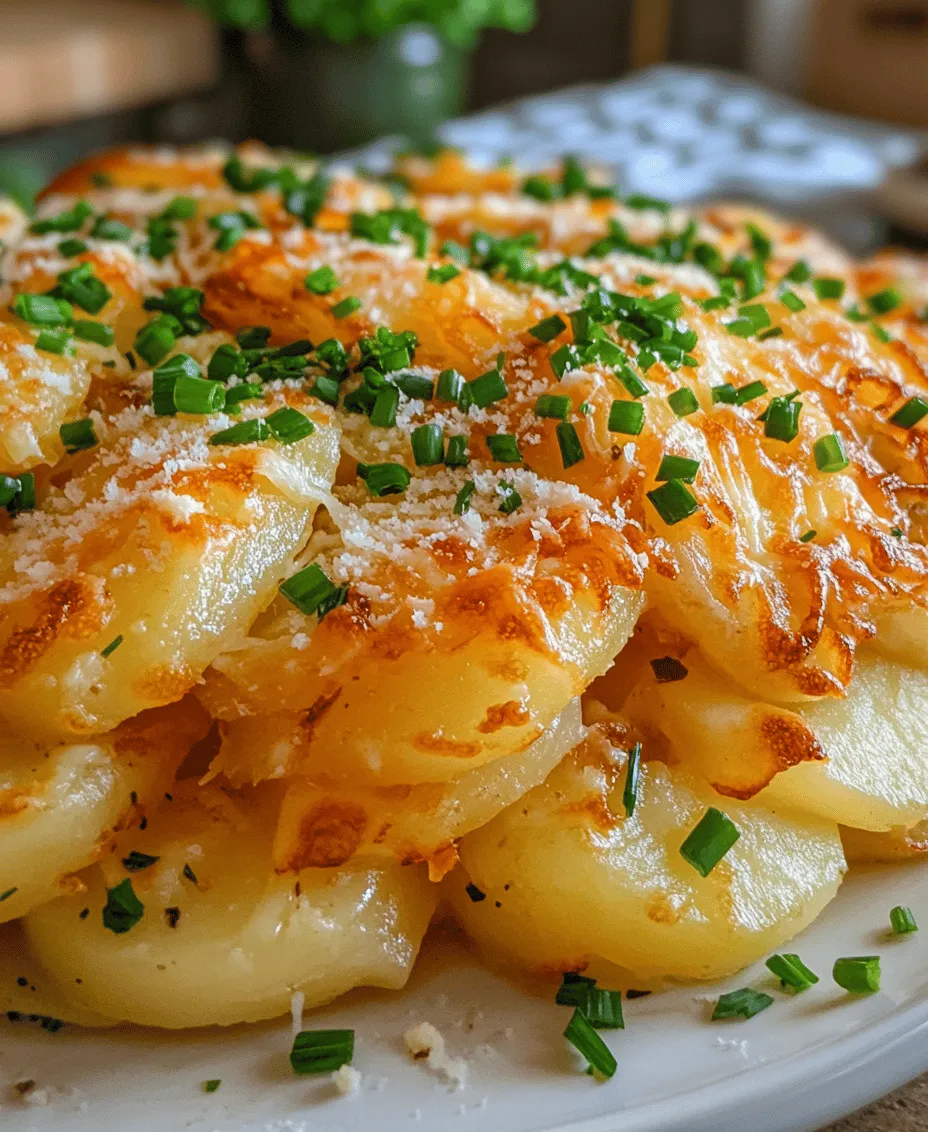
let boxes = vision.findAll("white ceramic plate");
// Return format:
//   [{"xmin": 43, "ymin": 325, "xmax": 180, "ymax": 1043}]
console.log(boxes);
[{"xmin": 2, "ymin": 860, "xmax": 926, "ymax": 1132}]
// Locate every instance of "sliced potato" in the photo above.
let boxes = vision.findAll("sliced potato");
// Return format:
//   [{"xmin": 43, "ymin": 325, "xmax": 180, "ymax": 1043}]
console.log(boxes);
[
  {"xmin": 451, "ymin": 726, "xmax": 845, "ymax": 982},
  {"xmin": 841, "ymin": 820, "xmax": 928, "ymax": 863},
  {"xmin": 0, "ymin": 697, "xmax": 208, "ymax": 924},
  {"xmin": 0, "ymin": 391, "xmax": 339, "ymax": 742},
  {"xmin": 23, "ymin": 780, "xmax": 437, "ymax": 1028},
  {"xmin": 272, "ymin": 698, "xmax": 585, "ymax": 875}
]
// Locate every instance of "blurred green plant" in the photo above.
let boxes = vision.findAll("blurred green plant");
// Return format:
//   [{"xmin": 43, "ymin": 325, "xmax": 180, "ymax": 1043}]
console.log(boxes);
[{"xmin": 190, "ymin": 0, "xmax": 536, "ymax": 46}]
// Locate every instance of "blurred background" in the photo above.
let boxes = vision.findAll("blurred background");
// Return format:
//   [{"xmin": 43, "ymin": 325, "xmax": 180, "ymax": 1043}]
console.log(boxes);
[{"xmin": 0, "ymin": 0, "xmax": 926, "ymax": 249}]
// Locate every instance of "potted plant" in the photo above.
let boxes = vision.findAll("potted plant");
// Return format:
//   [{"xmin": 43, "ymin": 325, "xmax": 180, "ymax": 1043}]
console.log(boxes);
[{"xmin": 191, "ymin": 0, "xmax": 537, "ymax": 153}]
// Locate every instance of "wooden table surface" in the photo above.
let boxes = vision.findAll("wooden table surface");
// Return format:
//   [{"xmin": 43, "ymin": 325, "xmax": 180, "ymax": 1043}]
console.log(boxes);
[{"xmin": 827, "ymin": 1073, "xmax": 928, "ymax": 1131}]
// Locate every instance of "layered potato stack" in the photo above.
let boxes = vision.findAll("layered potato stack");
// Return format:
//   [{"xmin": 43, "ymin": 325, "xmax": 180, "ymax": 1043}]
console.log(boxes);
[{"xmin": 0, "ymin": 144, "xmax": 927, "ymax": 1028}]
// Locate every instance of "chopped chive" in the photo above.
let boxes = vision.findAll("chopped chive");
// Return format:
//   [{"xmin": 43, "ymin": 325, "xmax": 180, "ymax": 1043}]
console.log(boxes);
[
  {"xmin": 556, "ymin": 421, "xmax": 585, "ymax": 468},
  {"xmin": 304, "ymin": 265, "xmax": 338, "ymax": 294},
  {"xmin": 0, "ymin": 888, "xmax": 17, "ymax": 902},
  {"xmin": 370, "ymin": 384, "xmax": 399, "ymax": 427},
  {"xmin": 833, "ymin": 956, "xmax": 880, "ymax": 993},
  {"xmin": 444, "ymin": 435, "xmax": 469, "ymax": 467},
  {"xmin": 308, "ymin": 375, "xmax": 339, "ymax": 406},
  {"xmin": 10, "ymin": 473, "xmax": 35, "ymax": 513},
  {"xmin": 647, "ymin": 479, "xmax": 699, "ymax": 525},
  {"xmin": 889, "ymin": 397, "xmax": 928, "ymax": 429},
  {"xmin": 236, "ymin": 326, "xmax": 271, "ymax": 349},
  {"xmin": 426, "ymin": 263, "xmax": 461, "ymax": 284},
  {"xmin": 582, "ymin": 987, "xmax": 625, "ymax": 1030},
  {"xmin": 764, "ymin": 396, "xmax": 802, "ymax": 442},
  {"xmin": 679, "ymin": 807, "xmax": 740, "ymax": 876},
  {"xmin": 134, "ymin": 317, "xmax": 177, "ymax": 365},
  {"xmin": 59, "ymin": 418, "xmax": 97, "ymax": 453},
  {"xmin": 783, "ymin": 259, "xmax": 811, "ymax": 284},
  {"xmin": 102, "ymin": 878, "xmax": 144, "ymax": 934},
  {"xmin": 90, "ymin": 215, "xmax": 133, "ymax": 241},
  {"xmin": 122, "ymin": 850, "xmax": 159, "ymax": 873},
  {"xmin": 868, "ymin": 287, "xmax": 902, "ymax": 315},
  {"xmin": 453, "ymin": 479, "xmax": 476, "ymax": 515},
  {"xmin": 435, "ymin": 368, "xmax": 465, "ymax": 404},
  {"xmin": 813, "ymin": 433, "xmax": 849, "ymax": 473},
  {"xmin": 36, "ymin": 329, "xmax": 71, "ymax": 354},
  {"xmin": 173, "ymin": 375, "xmax": 226, "ymax": 415},
  {"xmin": 528, "ymin": 314, "xmax": 567, "ymax": 343},
  {"xmin": 279, "ymin": 563, "xmax": 347, "ymax": 619},
  {"xmin": 734, "ymin": 381, "xmax": 768, "ymax": 406},
  {"xmin": 465, "ymin": 883, "xmax": 486, "ymax": 903},
  {"xmin": 209, "ymin": 419, "xmax": 270, "ymax": 446},
  {"xmin": 162, "ymin": 196, "xmax": 197, "ymax": 221},
  {"xmin": 290, "ymin": 1030, "xmax": 354, "ymax": 1075},
  {"xmin": 711, "ymin": 383, "xmax": 738, "ymax": 404},
  {"xmin": 656, "ymin": 455, "xmax": 699, "ymax": 482},
  {"xmin": 813, "ymin": 277, "xmax": 846, "ymax": 301},
  {"xmin": 890, "ymin": 526, "xmax": 903, "ymax": 538},
  {"xmin": 535, "ymin": 393, "xmax": 571, "ymax": 420},
  {"xmin": 266, "ymin": 406, "xmax": 314, "ymax": 444},
  {"xmin": 331, "ymin": 296, "xmax": 362, "ymax": 319},
  {"xmin": 100, "ymin": 635, "xmax": 123, "ymax": 658},
  {"xmin": 13, "ymin": 293, "xmax": 71, "ymax": 326},
  {"xmin": 890, "ymin": 906, "xmax": 918, "ymax": 935},
  {"xmin": 617, "ymin": 368, "xmax": 649, "ymax": 399},
  {"xmin": 622, "ymin": 742, "xmax": 641, "ymax": 818},
  {"xmin": 727, "ymin": 303, "xmax": 770, "ymax": 337},
  {"xmin": 58, "ymin": 238, "xmax": 88, "ymax": 257},
  {"xmin": 204, "ymin": 1080, "xmax": 221, "ymax": 1093},
  {"xmin": 871, "ymin": 321, "xmax": 891, "ymax": 343},
  {"xmin": 563, "ymin": 1009, "xmax": 617, "ymax": 1079},
  {"xmin": 226, "ymin": 382, "xmax": 264, "ymax": 406},
  {"xmin": 468, "ymin": 368, "xmax": 508, "ymax": 408},
  {"xmin": 411, "ymin": 422, "xmax": 443, "ymax": 466},
  {"xmin": 758, "ymin": 327, "xmax": 783, "ymax": 340},
  {"xmin": 636, "ymin": 274, "xmax": 657, "ymax": 285},
  {"xmin": 712, "ymin": 988, "xmax": 774, "ymax": 1021},
  {"xmin": 485, "ymin": 434, "xmax": 521, "ymax": 463},
  {"xmin": 608, "ymin": 400, "xmax": 644, "ymax": 435},
  {"xmin": 625, "ymin": 193, "xmax": 671, "ymax": 212},
  {"xmin": 182, "ymin": 863, "xmax": 197, "ymax": 883},
  {"xmin": 780, "ymin": 290, "xmax": 806, "ymax": 313},
  {"xmin": 359, "ymin": 462, "xmax": 411, "ymax": 496},
  {"xmin": 72, "ymin": 320, "xmax": 114, "ymax": 346},
  {"xmin": 497, "ymin": 481, "xmax": 522, "ymax": 514},
  {"xmin": 550, "ymin": 343, "xmax": 582, "ymax": 379},
  {"xmin": 556, "ymin": 972, "xmax": 597, "ymax": 1008},
  {"xmin": 766, "ymin": 953, "xmax": 819, "ymax": 992},
  {"xmin": 30, "ymin": 199, "xmax": 93, "ymax": 234},
  {"xmin": 668, "ymin": 388, "xmax": 699, "ymax": 417},
  {"xmin": 746, "ymin": 222, "xmax": 772, "ymax": 261},
  {"xmin": 56, "ymin": 263, "xmax": 111, "ymax": 314},
  {"xmin": 799, "ymin": 529, "xmax": 817, "ymax": 543}
]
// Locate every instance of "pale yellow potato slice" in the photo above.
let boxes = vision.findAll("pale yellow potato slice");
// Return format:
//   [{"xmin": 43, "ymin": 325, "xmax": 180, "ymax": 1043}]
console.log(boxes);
[
  {"xmin": 0, "ymin": 320, "xmax": 91, "ymax": 473},
  {"xmin": 841, "ymin": 820, "xmax": 928, "ymax": 863},
  {"xmin": 0, "ymin": 391, "xmax": 339, "ymax": 743},
  {"xmin": 23, "ymin": 780, "xmax": 437, "ymax": 1028},
  {"xmin": 451, "ymin": 726, "xmax": 845, "ymax": 982},
  {"xmin": 0, "ymin": 697, "xmax": 208, "ymax": 925},
  {"xmin": 272, "ymin": 697, "xmax": 585, "ymax": 875}
]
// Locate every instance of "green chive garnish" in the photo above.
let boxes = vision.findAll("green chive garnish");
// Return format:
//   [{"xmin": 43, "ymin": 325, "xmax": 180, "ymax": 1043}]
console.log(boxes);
[
  {"xmin": 712, "ymin": 988, "xmax": 774, "ymax": 1020},
  {"xmin": 528, "ymin": 314, "xmax": 566, "ymax": 343},
  {"xmin": 209, "ymin": 419, "xmax": 270, "ymax": 446},
  {"xmin": 711, "ymin": 383, "xmax": 738, "ymax": 404},
  {"xmin": 266, "ymin": 406, "xmax": 314, "ymax": 444},
  {"xmin": 889, "ymin": 397, "xmax": 928, "ymax": 429},
  {"xmin": 799, "ymin": 529, "xmax": 817, "ymax": 543},
  {"xmin": 358, "ymin": 462, "xmax": 411, "ymax": 496},
  {"xmin": 735, "ymin": 381, "xmax": 767, "ymax": 405},
  {"xmin": 0, "ymin": 888, "xmax": 18, "ymax": 902},
  {"xmin": 497, "ymin": 481, "xmax": 522, "ymax": 514},
  {"xmin": 656, "ymin": 455, "xmax": 699, "ymax": 482},
  {"xmin": 444, "ymin": 435, "xmax": 469, "ymax": 467},
  {"xmin": 204, "ymin": 1080, "xmax": 221, "ymax": 1093},
  {"xmin": 435, "ymin": 368, "xmax": 465, "ymax": 404},
  {"xmin": 100, "ymin": 635, "xmax": 123, "ymax": 658},
  {"xmin": 556, "ymin": 421, "xmax": 584, "ymax": 468},
  {"xmin": 765, "ymin": 953, "xmax": 818, "ymax": 992},
  {"xmin": 813, "ymin": 277, "xmax": 846, "ymax": 301},
  {"xmin": 813, "ymin": 433, "xmax": 849, "ymax": 473},
  {"xmin": 780, "ymin": 290, "xmax": 806, "ymax": 313},
  {"xmin": 290, "ymin": 1030, "xmax": 354, "ymax": 1075},
  {"xmin": 833, "ymin": 956, "xmax": 880, "ymax": 993},
  {"xmin": 868, "ymin": 287, "xmax": 902, "ymax": 315},
  {"xmin": 668, "ymin": 388, "xmax": 699, "ymax": 417},
  {"xmin": 304, "ymin": 266, "xmax": 338, "ymax": 294},
  {"xmin": 59, "ymin": 418, "xmax": 97, "ymax": 453},
  {"xmin": 563, "ymin": 1009, "xmax": 617, "ymax": 1079},
  {"xmin": 331, "ymin": 296, "xmax": 361, "ymax": 319},
  {"xmin": 72, "ymin": 320, "xmax": 115, "ymax": 346},
  {"xmin": 102, "ymin": 878, "xmax": 144, "ymax": 934},
  {"xmin": 535, "ymin": 393, "xmax": 571, "ymax": 420},
  {"xmin": 58, "ymin": 238, "xmax": 88, "ymax": 257},
  {"xmin": 56, "ymin": 263, "xmax": 111, "ymax": 314},
  {"xmin": 608, "ymin": 400, "xmax": 644, "ymax": 435},
  {"xmin": 279, "ymin": 563, "xmax": 347, "ymax": 619},
  {"xmin": 90, "ymin": 215, "xmax": 133, "ymax": 241},
  {"xmin": 726, "ymin": 303, "xmax": 770, "ymax": 337},
  {"xmin": 134, "ymin": 317, "xmax": 177, "ymax": 365},
  {"xmin": 370, "ymin": 384, "xmax": 399, "ymax": 428},
  {"xmin": 173, "ymin": 375, "xmax": 226, "ymax": 415},
  {"xmin": 890, "ymin": 906, "xmax": 918, "ymax": 935},
  {"xmin": 427, "ymin": 264, "xmax": 460, "ymax": 284},
  {"xmin": 784, "ymin": 259, "xmax": 811, "ymax": 283},
  {"xmin": 454, "ymin": 480, "xmax": 476, "ymax": 515},
  {"xmin": 469, "ymin": 368, "xmax": 508, "ymax": 409},
  {"xmin": 13, "ymin": 293, "xmax": 71, "ymax": 326},
  {"xmin": 36, "ymin": 329, "xmax": 71, "ymax": 354},
  {"xmin": 679, "ymin": 807, "xmax": 740, "ymax": 876},
  {"xmin": 122, "ymin": 850, "xmax": 159, "ymax": 873},
  {"xmin": 622, "ymin": 742, "xmax": 641, "ymax": 817},
  {"xmin": 411, "ymin": 422, "xmax": 444, "ymax": 466},
  {"xmin": 550, "ymin": 343, "xmax": 581, "ymax": 379},
  {"xmin": 764, "ymin": 396, "xmax": 802, "ymax": 442},
  {"xmin": 647, "ymin": 479, "xmax": 699, "ymax": 525},
  {"xmin": 485, "ymin": 434, "xmax": 521, "ymax": 463}
]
